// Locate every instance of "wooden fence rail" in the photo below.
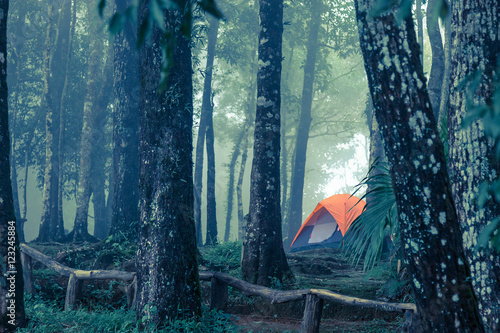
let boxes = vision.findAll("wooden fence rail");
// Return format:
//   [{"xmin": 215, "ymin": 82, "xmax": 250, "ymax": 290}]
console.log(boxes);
[
  {"xmin": 20, "ymin": 244, "xmax": 136, "ymax": 310},
  {"xmin": 20, "ymin": 244, "xmax": 416, "ymax": 333}
]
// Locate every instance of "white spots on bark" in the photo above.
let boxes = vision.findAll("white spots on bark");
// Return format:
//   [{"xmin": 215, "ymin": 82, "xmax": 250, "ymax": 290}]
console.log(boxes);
[
  {"xmin": 414, "ymin": 278, "xmax": 421, "ymax": 290},
  {"xmin": 257, "ymin": 96, "xmax": 274, "ymax": 108},
  {"xmin": 439, "ymin": 212, "xmax": 446, "ymax": 224},
  {"xmin": 430, "ymin": 226, "xmax": 438, "ymax": 235},
  {"xmin": 452, "ymin": 294, "xmax": 459, "ymax": 302},
  {"xmin": 258, "ymin": 59, "xmax": 270, "ymax": 69}
]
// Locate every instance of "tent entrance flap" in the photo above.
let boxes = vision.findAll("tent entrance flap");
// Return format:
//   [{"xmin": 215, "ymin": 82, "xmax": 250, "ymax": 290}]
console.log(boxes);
[{"xmin": 308, "ymin": 211, "xmax": 337, "ymax": 243}]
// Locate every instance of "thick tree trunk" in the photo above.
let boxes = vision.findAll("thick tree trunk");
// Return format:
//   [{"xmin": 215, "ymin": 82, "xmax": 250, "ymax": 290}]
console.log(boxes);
[
  {"xmin": 136, "ymin": 1, "xmax": 201, "ymax": 328},
  {"xmin": 110, "ymin": 0, "xmax": 139, "ymax": 240},
  {"xmin": 241, "ymin": 0, "xmax": 293, "ymax": 286},
  {"xmin": 426, "ymin": 0, "xmax": 444, "ymax": 119},
  {"xmin": 285, "ymin": 2, "xmax": 321, "ymax": 250},
  {"xmin": 203, "ymin": 17, "xmax": 219, "ymax": 246},
  {"xmin": 38, "ymin": 2, "xmax": 64, "ymax": 242},
  {"xmin": 448, "ymin": 1, "xmax": 500, "ymax": 330},
  {"xmin": 69, "ymin": 2, "xmax": 103, "ymax": 242},
  {"xmin": 0, "ymin": 0, "xmax": 27, "ymax": 329},
  {"xmin": 354, "ymin": 1, "xmax": 484, "ymax": 331}
]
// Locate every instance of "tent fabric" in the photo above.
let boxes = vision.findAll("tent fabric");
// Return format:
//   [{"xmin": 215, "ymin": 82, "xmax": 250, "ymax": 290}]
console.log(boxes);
[{"xmin": 289, "ymin": 194, "xmax": 365, "ymax": 252}]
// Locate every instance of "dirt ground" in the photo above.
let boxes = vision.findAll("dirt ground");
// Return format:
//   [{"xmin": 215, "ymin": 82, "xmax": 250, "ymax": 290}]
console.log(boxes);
[{"xmin": 223, "ymin": 248, "xmax": 408, "ymax": 332}]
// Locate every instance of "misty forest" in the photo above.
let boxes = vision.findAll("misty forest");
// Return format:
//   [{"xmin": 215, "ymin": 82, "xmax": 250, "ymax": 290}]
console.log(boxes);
[{"xmin": 0, "ymin": 0, "xmax": 499, "ymax": 332}]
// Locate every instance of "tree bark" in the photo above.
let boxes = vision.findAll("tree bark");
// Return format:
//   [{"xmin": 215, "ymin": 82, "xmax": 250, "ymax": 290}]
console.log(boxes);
[
  {"xmin": 285, "ymin": 1, "xmax": 321, "ymax": 249},
  {"xmin": 203, "ymin": 17, "xmax": 219, "ymax": 246},
  {"xmin": 8, "ymin": 5, "xmax": 28, "ymax": 243},
  {"xmin": 415, "ymin": 0, "xmax": 423, "ymax": 66},
  {"xmin": 280, "ymin": 46, "xmax": 294, "ymax": 231},
  {"xmin": 110, "ymin": 0, "xmax": 140, "ymax": 240},
  {"xmin": 0, "ymin": 0, "xmax": 27, "ymax": 328},
  {"xmin": 426, "ymin": 0, "xmax": 444, "ymax": 120},
  {"xmin": 224, "ymin": 125, "xmax": 246, "ymax": 242},
  {"xmin": 136, "ymin": 0, "xmax": 201, "ymax": 328},
  {"xmin": 57, "ymin": 0, "xmax": 76, "ymax": 240},
  {"xmin": 92, "ymin": 45, "xmax": 113, "ymax": 240},
  {"xmin": 354, "ymin": 0, "xmax": 484, "ymax": 331},
  {"xmin": 448, "ymin": 1, "xmax": 500, "ymax": 330},
  {"xmin": 241, "ymin": 0, "xmax": 293, "ymax": 286},
  {"xmin": 224, "ymin": 44, "xmax": 257, "ymax": 243},
  {"xmin": 438, "ymin": 2, "xmax": 451, "ymax": 126},
  {"xmin": 69, "ymin": 2, "xmax": 104, "ymax": 242},
  {"xmin": 37, "ymin": 2, "xmax": 64, "ymax": 242}
]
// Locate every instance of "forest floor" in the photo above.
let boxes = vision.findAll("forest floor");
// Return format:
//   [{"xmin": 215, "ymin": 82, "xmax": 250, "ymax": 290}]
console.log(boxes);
[
  {"xmin": 25, "ymin": 241, "xmax": 411, "ymax": 332},
  {"xmin": 200, "ymin": 247, "xmax": 411, "ymax": 332}
]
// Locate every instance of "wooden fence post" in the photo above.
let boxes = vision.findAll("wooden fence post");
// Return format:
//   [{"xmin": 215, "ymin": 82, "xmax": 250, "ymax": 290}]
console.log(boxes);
[
  {"xmin": 126, "ymin": 275, "xmax": 137, "ymax": 309},
  {"xmin": 21, "ymin": 252, "xmax": 33, "ymax": 293},
  {"xmin": 65, "ymin": 273, "xmax": 82, "ymax": 311},
  {"xmin": 402, "ymin": 310, "xmax": 414, "ymax": 332},
  {"xmin": 210, "ymin": 277, "xmax": 228, "ymax": 311},
  {"xmin": 301, "ymin": 293, "xmax": 324, "ymax": 333}
]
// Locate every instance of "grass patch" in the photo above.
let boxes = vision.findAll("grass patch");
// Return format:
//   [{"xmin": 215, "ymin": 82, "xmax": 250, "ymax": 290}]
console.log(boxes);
[{"xmin": 20, "ymin": 294, "xmax": 236, "ymax": 333}]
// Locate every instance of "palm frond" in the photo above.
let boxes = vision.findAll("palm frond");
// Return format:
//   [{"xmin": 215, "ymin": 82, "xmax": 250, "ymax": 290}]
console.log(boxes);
[{"xmin": 344, "ymin": 159, "xmax": 399, "ymax": 271}]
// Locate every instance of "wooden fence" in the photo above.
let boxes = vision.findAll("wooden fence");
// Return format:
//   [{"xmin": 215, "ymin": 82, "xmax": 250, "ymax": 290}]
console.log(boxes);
[{"xmin": 20, "ymin": 244, "xmax": 416, "ymax": 333}]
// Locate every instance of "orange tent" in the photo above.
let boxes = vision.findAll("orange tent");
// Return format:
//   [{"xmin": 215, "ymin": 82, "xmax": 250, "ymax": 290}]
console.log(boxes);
[{"xmin": 289, "ymin": 194, "xmax": 365, "ymax": 252}]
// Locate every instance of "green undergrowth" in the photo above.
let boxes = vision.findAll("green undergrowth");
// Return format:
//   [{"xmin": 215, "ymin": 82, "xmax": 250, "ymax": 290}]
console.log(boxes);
[
  {"xmin": 19, "ymin": 294, "xmax": 235, "ymax": 333},
  {"xmin": 199, "ymin": 241, "xmax": 242, "ymax": 275}
]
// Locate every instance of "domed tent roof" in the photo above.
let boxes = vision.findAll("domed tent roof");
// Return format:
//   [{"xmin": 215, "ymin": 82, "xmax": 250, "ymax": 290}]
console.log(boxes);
[{"xmin": 289, "ymin": 194, "xmax": 365, "ymax": 252}]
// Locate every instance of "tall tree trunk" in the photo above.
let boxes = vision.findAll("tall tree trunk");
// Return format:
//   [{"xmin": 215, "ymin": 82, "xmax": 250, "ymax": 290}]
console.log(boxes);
[
  {"xmin": 0, "ymin": 0, "xmax": 27, "ymax": 328},
  {"xmin": 69, "ymin": 2, "xmax": 103, "ymax": 242},
  {"xmin": 224, "ymin": 38, "xmax": 258, "ymax": 243},
  {"xmin": 354, "ymin": 0, "xmax": 484, "ymax": 331},
  {"xmin": 448, "ymin": 1, "xmax": 500, "ymax": 330},
  {"xmin": 110, "ymin": 0, "xmax": 139, "ymax": 240},
  {"xmin": 224, "ymin": 127, "xmax": 246, "ymax": 242},
  {"xmin": 136, "ymin": 0, "xmax": 201, "ymax": 328},
  {"xmin": 415, "ymin": 0, "xmax": 423, "ymax": 66},
  {"xmin": 92, "ymin": 45, "xmax": 113, "ymax": 240},
  {"xmin": 438, "ymin": 1, "xmax": 451, "ymax": 127},
  {"xmin": 285, "ymin": 2, "xmax": 321, "ymax": 250},
  {"xmin": 241, "ymin": 0, "xmax": 293, "ymax": 286},
  {"xmin": 37, "ymin": 2, "xmax": 63, "ymax": 242},
  {"xmin": 236, "ymin": 89, "xmax": 256, "ymax": 241},
  {"xmin": 280, "ymin": 46, "xmax": 294, "ymax": 231},
  {"xmin": 365, "ymin": 94, "xmax": 386, "ymax": 207},
  {"xmin": 426, "ymin": 0, "xmax": 444, "ymax": 119},
  {"xmin": 9, "ymin": 5, "xmax": 28, "ymax": 242},
  {"xmin": 203, "ymin": 17, "xmax": 219, "ymax": 246},
  {"xmin": 237, "ymin": 134, "xmax": 249, "ymax": 241},
  {"xmin": 57, "ymin": 0, "xmax": 76, "ymax": 239}
]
